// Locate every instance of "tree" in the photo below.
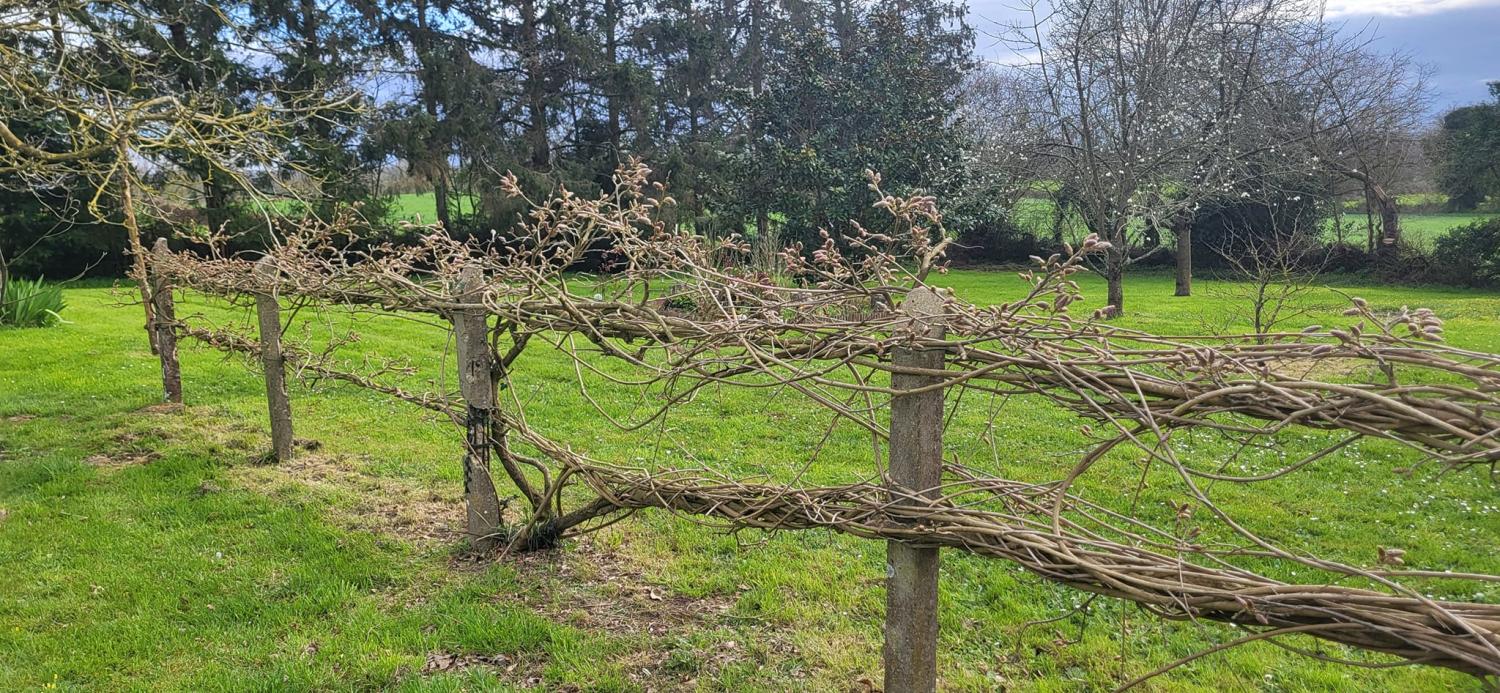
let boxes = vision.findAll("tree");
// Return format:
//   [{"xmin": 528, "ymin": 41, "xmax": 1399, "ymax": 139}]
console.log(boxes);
[
  {"xmin": 990, "ymin": 0, "xmax": 1432, "ymax": 311},
  {"xmin": 363, "ymin": 0, "xmax": 493, "ymax": 230},
  {"xmin": 735, "ymin": 1, "xmax": 974, "ymax": 248},
  {"xmin": 1272, "ymin": 26, "xmax": 1430, "ymax": 258},
  {"xmin": 1429, "ymin": 82, "xmax": 1500, "ymax": 212},
  {"xmin": 249, "ymin": 0, "xmax": 382, "ymax": 216},
  {"xmin": 1000, "ymin": 0, "xmax": 1317, "ymax": 313},
  {"xmin": 1200, "ymin": 179, "xmax": 1328, "ymax": 339},
  {"xmin": 953, "ymin": 66, "xmax": 1048, "ymax": 223}
]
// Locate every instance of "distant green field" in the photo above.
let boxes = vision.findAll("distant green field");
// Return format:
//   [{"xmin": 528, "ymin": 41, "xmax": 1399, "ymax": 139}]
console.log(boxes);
[
  {"xmin": 1325, "ymin": 212, "xmax": 1499, "ymax": 249},
  {"xmin": 1008, "ymin": 194, "xmax": 1497, "ymax": 250},
  {"xmin": 1404, "ymin": 213, "xmax": 1497, "ymax": 243},
  {"xmin": 388, "ymin": 192, "xmax": 479, "ymax": 225}
]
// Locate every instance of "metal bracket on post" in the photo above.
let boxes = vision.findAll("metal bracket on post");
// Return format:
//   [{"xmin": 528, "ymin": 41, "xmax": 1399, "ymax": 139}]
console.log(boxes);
[{"xmin": 885, "ymin": 286, "xmax": 948, "ymax": 693}]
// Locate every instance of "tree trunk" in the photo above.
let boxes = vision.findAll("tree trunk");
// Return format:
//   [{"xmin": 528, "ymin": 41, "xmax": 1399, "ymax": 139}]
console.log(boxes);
[
  {"xmin": 1174, "ymin": 220, "xmax": 1192, "ymax": 297},
  {"xmin": 1050, "ymin": 202, "xmax": 1066, "ymax": 247},
  {"xmin": 1332, "ymin": 200, "xmax": 1345, "ymax": 246},
  {"xmin": 1105, "ymin": 251, "xmax": 1125, "ymax": 318},
  {"xmin": 414, "ymin": 0, "xmax": 450, "ymax": 230},
  {"xmin": 1370, "ymin": 182, "xmax": 1401, "ymax": 257},
  {"xmin": 1344, "ymin": 166, "xmax": 1399, "ymax": 261},
  {"xmin": 522, "ymin": 0, "xmax": 550, "ymax": 170},
  {"xmin": 604, "ymin": 0, "xmax": 621, "ymax": 156},
  {"xmin": 433, "ymin": 163, "xmax": 451, "ymax": 229}
]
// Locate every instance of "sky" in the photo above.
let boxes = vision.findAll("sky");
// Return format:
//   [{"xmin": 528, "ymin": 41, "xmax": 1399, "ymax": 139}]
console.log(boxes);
[{"xmin": 966, "ymin": 0, "xmax": 1500, "ymax": 118}]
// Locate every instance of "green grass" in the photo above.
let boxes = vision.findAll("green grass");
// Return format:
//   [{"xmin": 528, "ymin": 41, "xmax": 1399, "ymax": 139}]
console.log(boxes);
[
  {"xmin": 1326, "ymin": 212, "xmax": 1500, "ymax": 249},
  {"xmin": 3, "ymin": 273, "xmax": 1498, "ymax": 690},
  {"xmin": 1400, "ymin": 213, "xmax": 1498, "ymax": 247},
  {"xmin": 1010, "ymin": 194, "xmax": 1500, "ymax": 250},
  {"xmin": 389, "ymin": 193, "xmax": 480, "ymax": 225}
]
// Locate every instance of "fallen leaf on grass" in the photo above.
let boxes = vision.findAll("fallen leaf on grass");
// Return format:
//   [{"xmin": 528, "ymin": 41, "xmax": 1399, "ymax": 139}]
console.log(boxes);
[
  {"xmin": 1378, "ymin": 546, "xmax": 1407, "ymax": 566},
  {"xmin": 422, "ymin": 651, "xmax": 512, "ymax": 674}
]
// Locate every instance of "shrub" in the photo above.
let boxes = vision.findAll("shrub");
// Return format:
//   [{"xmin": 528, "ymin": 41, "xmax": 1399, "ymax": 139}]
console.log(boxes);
[
  {"xmin": 947, "ymin": 215, "xmax": 1048, "ymax": 266},
  {"xmin": 0, "ymin": 277, "xmax": 67, "ymax": 328},
  {"xmin": 1430, "ymin": 217, "xmax": 1500, "ymax": 287}
]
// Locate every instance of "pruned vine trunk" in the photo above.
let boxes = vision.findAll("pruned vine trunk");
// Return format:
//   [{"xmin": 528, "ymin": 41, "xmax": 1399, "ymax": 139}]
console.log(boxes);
[{"xmin": 118, "ymin": 144, "xmax": 157, "ymax": 354}]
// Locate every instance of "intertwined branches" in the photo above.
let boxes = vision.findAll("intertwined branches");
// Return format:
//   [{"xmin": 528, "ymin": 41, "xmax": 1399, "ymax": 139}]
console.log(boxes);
[{"xmin": 152, "ymin": 161, "xmax": 1500, "ymax": 682}]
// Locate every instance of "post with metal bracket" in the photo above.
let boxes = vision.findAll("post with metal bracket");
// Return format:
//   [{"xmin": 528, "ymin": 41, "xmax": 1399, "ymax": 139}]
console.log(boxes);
[
  {"xmin": 452, "ymin": 266, "xmax": 503, "ymax": 550},
  {"xmin": 884, "ymin": 286, "xmax": 948, "ymax": 693}
]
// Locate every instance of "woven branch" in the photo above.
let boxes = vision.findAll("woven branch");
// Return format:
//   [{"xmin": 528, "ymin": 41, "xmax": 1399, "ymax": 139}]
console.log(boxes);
[
  {"xmin": 151, "ymin": 163, "xmax": 1500, "ymax": 681},
  {"xmin": 170, "ymin": 321, "xmax": 1500, "ymax": 677}
]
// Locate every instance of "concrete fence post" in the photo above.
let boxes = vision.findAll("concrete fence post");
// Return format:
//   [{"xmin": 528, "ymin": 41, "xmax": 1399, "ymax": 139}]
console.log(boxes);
[
  {"xmin": 254, "ymin": 256, "xmax": 294, "ymax": 463},
  {"xmin": 885, "ymin": 286, "xmax": 948, "ymax": 693},
  {"xmin": 149, "ymin": 238, "xmax": 182, "ymax": 404},
  {"xmin": 452, "ymin": 266, "xmax": 503, "ymax": 550}
]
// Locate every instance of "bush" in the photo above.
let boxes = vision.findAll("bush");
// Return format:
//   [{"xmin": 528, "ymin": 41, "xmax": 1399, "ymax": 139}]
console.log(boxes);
[
  {"xmin": 1430, "ymin": 217, "xmax": 1500, "ymax": 287},
  {"xmin": 947, "ymin": 214, "xmax": 1049, "ymax": 266},
  {"xmin": 0, "ymin": 277, "xmax": 67, "ymax": 327}
]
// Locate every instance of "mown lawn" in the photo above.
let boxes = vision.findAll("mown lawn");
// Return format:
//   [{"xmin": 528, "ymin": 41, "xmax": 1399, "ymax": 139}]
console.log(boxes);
[
  {"xmin": 1009, "ymin": 194, "xmax": 1500, "ymax": 250},
  {"xmin": 1326, "ymin": 212, "xmax": 1499, "ymax": 249},
  {"xmin": 2, "ymin": 271, "xmax": 1498, "ymax": 691},
  {"xmin": 390, "ymin": 193, "xmax": 480, "ymax": 225}
]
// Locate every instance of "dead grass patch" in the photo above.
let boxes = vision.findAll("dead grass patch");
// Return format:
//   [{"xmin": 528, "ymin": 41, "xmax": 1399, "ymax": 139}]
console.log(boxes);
[
  {"xmin": 229, "ymin": 452, "xmax": 464, "ymax": 545},
  {"xmin": 135, "ymin": 402, "xmax": 185, "ymax": 415},
  {"xmin": 83, "ymin": 450, "xmax": 158, "ymax": 468},
  {"xmin": 508, "ymin": 535, "xmax": 736, "ymax": 638}
]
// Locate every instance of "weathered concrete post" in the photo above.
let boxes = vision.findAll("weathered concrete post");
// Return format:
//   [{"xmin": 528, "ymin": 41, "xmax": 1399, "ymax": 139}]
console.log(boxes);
[
  {"xmin": 885, "ymin": 286, "xmax": 947, "ymax": 693},
  {"xmin": 149, "ymin": 238, "xmax": 182, "ymax": 404},
  {"xmin": 452, "ymin": 266, "xmax": 503, "ymax": 550},
  {"xmin": 254, "ymin": 256, "xmax": 294, "ymax": 463}
]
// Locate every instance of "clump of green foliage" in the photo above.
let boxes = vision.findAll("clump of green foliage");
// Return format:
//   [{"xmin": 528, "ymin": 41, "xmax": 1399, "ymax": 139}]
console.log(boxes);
[
  {"xmin": 1430, "ymin": 217, "xmax": 1500, "ymax": 288},
  {"xmin": 0, "ymin": 277, "xmax": 66, "ymax": 327}
]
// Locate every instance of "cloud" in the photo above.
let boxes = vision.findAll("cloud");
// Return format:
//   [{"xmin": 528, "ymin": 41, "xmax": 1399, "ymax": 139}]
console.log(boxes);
[{"xmin": 1324, "ymin": 0, "xmax": 1500, "ymax": 17}]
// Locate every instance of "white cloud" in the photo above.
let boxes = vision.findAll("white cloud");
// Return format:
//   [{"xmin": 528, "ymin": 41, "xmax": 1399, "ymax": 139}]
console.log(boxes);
[{"xmin": 1324, "ymin": 0, "xmax": 1500, "ymax": 17}]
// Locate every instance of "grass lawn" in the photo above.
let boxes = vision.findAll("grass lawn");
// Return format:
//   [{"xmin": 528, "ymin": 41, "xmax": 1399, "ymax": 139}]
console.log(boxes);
[
  {"xmin": 1011, "ymin": 194, "xmax": 1500, "ymax": 250},
  {"xmin": 3, "ymin": 271, "xmax": 1499, "ymax": 690},
  {"xmin": 1397, "ymin": 213, "xmax": 1497, "ymax": 247},
  {"xmin": 389, "ymin": 193, "xmax": 480, "ymax": 225},
  {"xmin": 1326, "ymin": 212, "xmax": 1499, "ymax": 249}
]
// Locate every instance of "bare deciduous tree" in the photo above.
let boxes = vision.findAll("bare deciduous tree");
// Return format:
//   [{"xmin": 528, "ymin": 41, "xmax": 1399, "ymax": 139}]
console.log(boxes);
[
  {"xmin": 983, "ymin": 0, "xmax": 1428, "ymax": 310},
  {"xmin": 996, "ymin": 0, "xmax": 1326, "ymax": 313},
  {"xmin": 1203, "ymin": 194, "xmax": 1329, "ymax": 339},
  {"xmin": 1269, "ymin": 26, "xmax": 1430, "ymax": 257}
]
